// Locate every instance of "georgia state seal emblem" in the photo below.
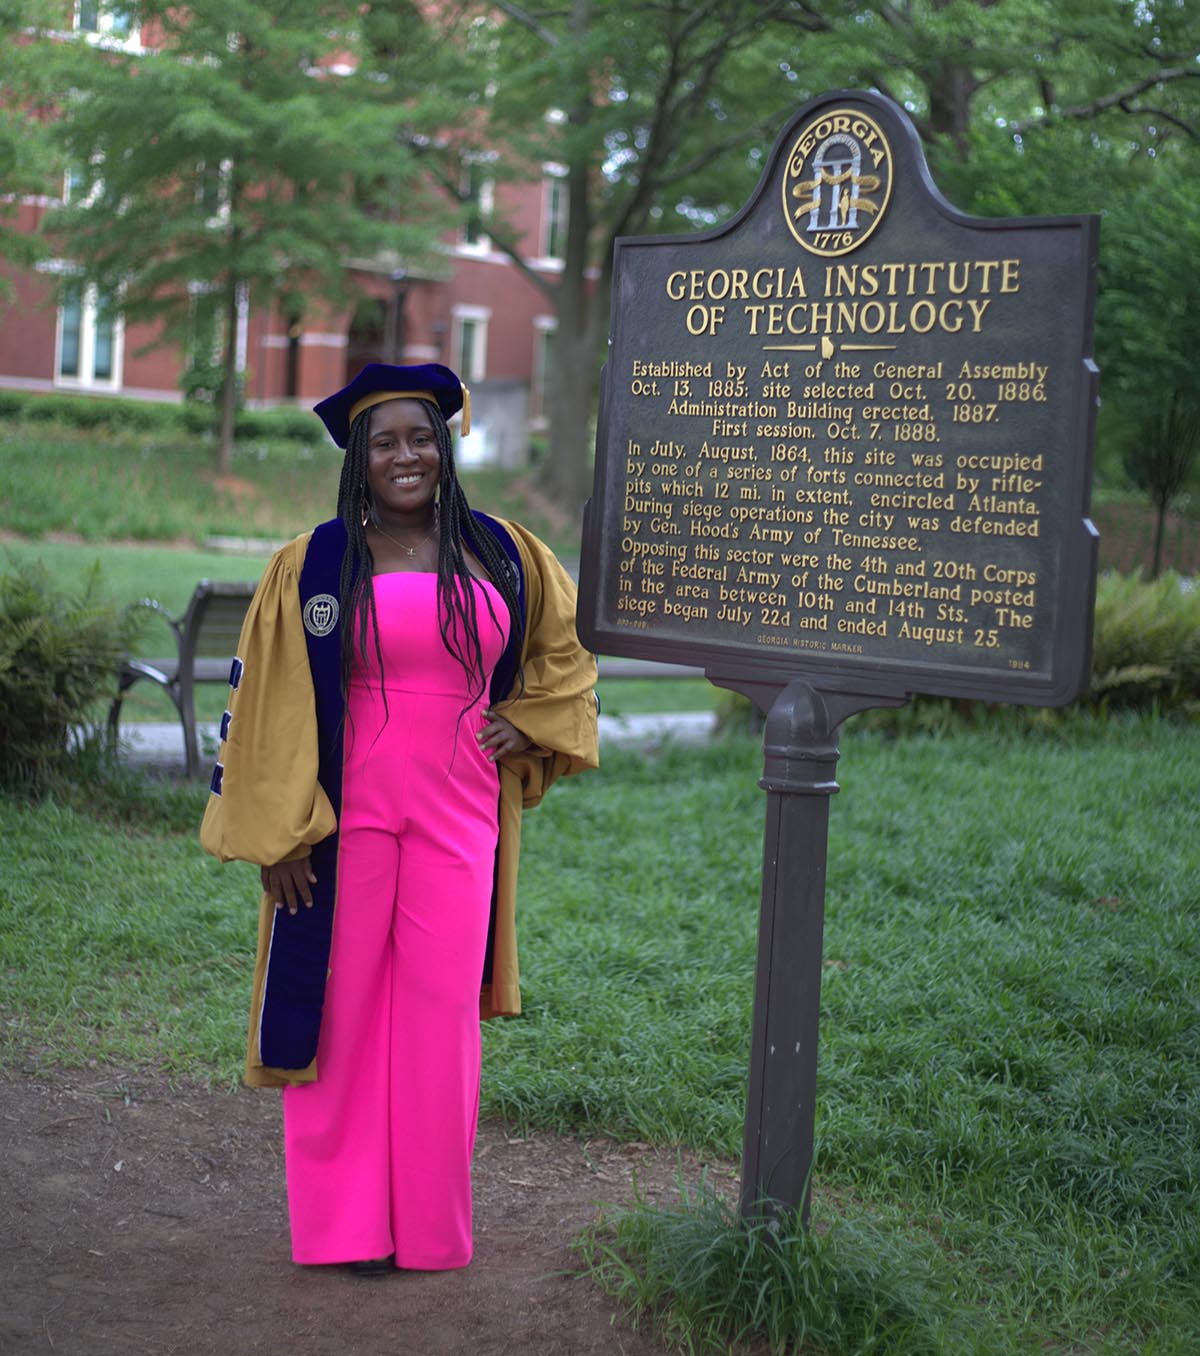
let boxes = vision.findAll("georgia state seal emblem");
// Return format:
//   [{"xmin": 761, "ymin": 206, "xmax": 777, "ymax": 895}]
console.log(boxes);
[
  {"xmin": 303, "ymin": 593, "xmax": 339, "ymax": 637},
  {"xmin": 782, "ymin": 108, "xmax": 892, "ymax": 257}
]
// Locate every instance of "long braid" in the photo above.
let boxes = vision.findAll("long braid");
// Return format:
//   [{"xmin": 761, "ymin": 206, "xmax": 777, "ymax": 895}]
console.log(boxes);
[
  {"xmin": 335, "ymin": 401, "xmax": 524, "ymax": 714},
  {"xmin": 424, "ymin": 400, "xmax": 524, "ymax": 709},
  {"xmin": 335, "ymin": 417, "xmax": 387, "ymax": 712}
]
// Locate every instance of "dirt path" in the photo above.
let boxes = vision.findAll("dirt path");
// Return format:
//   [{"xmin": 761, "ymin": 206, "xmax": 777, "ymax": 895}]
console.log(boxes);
[{"xmin": 1, "ymin": 1065, "xmax": 738, "ymax": 1356}]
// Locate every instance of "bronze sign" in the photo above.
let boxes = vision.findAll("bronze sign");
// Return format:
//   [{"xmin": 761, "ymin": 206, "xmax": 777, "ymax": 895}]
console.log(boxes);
[{"xmin": 579, "ymin": 90, "xmax": 1099, "ymax": 707}]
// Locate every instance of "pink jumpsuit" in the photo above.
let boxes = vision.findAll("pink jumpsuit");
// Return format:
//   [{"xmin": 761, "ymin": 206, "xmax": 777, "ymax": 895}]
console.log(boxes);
[{"xmin": 282, "ymin": 572, "xmax": 509, "ymax": 1269}]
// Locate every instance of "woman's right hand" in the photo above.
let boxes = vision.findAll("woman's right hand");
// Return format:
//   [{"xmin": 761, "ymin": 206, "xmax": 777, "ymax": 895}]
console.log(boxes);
[{"xmin": 261, "ymin": 857, "xmax": 317, "ymax": 915}]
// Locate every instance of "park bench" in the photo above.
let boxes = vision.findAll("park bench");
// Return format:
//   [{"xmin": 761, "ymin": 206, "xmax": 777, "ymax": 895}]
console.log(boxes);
[
  {"xmin": 108, "ymin": 579, "xmax": 257, "ymax": 779},
  {"xmin": 106, "ymin": 581, "xmax": 705, "ymax": 778}
]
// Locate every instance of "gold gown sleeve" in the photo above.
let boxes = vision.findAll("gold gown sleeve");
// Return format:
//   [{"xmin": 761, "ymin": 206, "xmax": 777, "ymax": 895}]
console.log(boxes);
[
  {"xmin": 199, "ymin": 534, "xmax": 337, "ymax": 866},
  {"xmin": 492, "ymin": 518, "xmax": 599, "ymax": 806},
  {"xmin": 480, "ymin": 519, "xmax": 598, "ymax": 1020}
]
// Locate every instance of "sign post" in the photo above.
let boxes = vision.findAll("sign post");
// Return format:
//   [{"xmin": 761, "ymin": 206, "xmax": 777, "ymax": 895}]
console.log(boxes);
[{"xmin": 577, "ymin": 89, "xmax": 1099, "ymax": 1221}]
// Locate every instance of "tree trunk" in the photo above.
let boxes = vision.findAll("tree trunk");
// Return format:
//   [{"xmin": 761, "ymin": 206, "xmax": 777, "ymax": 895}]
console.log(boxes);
[
  {"xmin": 542, "ymin": 259, "xmax": 614, "ymax": 519},
  {"xmin": 543, "ymin": 331, "xmax": 597, "ymax": 516},
  {"xmin": 927, "ymin": 64, "xmax": 977, "ymax": 159},
  {"xmin": 539, "ymin": 0, "xmax": 599, "ymax": 520},
  {"xmin": 1151, "ymin": 494, "xmax": 1167, "ymax": 580},
  {"xmin": 217, "ymin": 280, "xmax": 239, "ymax": 475}
]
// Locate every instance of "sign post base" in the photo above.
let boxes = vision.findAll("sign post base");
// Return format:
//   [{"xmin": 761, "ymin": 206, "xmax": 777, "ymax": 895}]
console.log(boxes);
[{"xmin": 737, "ymin": 679, "xmax": 900, "ymax": 1223}]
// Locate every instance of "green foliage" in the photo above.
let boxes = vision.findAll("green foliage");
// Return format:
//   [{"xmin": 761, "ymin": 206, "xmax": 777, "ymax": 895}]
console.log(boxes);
[
  {"xmin": 1089, "ymin": 489, "xmax": 1200, "ymax": 577},
  {"xmin": 1088, "ymin": 571, "xmax": 1200, "ymax": 710},
  {"xmin": 1123, "ymin": 397, "xmax": 1200, "ymax": 578},
  {"xmin": 577, "ymin": 1182, "xmax": 987, "ymax": 1356},
  {"xmin": 0, "ymin": 2, "xmax": 61, "ymax": 287},
  {"xmin": 4, "ymin": 718, "xmax": 1197, "ymax": 1348},
  {"xmin": 0, "ymin": 387, "xmax": 181, "ymax": 434},
  {"xmin": 1097, "ymin": 169, "xmax": 1200, "ymax": 414},
  {"xmin": 233, "ymin": 404, "xmax": 329, "ymax": 444},
  {"xmin": 0, "ymin": 556, "xmax": 135, "ymax": 790},
  {"xmin": 0, "ymin": 387, "xmax": 326, "ymax": 443},
  {"xmin": 1124, "ymin": 397, "xmax": 1200, "ymax": 506},
  {"xmin": 53, "ymin": 738, "xmax": 212, "ymax": 834},
  {"xmin": 14, "ymin": 0, "xmax": 453, "ymax": 462},
  {"xmin": 716, "ymin": 571, "xmax": 1200, "ymax": 733},
  {"xmin": 423, "ymin": 0, "xmax": 839, "ymax": 508}
]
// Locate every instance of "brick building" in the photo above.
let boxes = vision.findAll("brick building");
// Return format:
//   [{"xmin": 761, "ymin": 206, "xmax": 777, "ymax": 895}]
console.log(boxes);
[{"xmin": 0, "ymin": 4, "xmax": 566, "ymax": 459}]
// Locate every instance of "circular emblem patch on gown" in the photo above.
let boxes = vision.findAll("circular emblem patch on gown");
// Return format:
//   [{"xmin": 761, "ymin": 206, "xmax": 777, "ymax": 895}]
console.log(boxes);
[{"xmin": 303, "ymin": 593, "xmax": 339, "ymax": 637}]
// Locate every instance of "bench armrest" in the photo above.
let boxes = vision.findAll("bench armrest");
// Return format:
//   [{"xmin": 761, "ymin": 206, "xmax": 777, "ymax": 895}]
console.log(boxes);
[{"xmin": 124, "ymin": 597, "xmax": 183, "ymax": 652}]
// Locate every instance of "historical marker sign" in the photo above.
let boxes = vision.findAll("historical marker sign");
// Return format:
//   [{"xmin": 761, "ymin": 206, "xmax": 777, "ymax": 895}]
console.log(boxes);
[
  {"xmin": 578, "ymin": 90, "xmax": 1100, "ymax": 1225},
  {"xmin": 579, "ymin": 90, "xmax": 1099, "ymax": 706}
]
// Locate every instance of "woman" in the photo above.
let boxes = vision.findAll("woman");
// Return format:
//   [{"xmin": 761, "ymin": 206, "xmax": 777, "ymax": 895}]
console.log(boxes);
[{"xmin": 201, "ymin": 362, "xmax": 598, "ymax": 1274}]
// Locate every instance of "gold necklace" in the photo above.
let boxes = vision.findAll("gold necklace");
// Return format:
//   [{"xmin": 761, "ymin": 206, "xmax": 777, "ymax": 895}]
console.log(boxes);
[{"xmin": 370, "ymin": 508, "xmax": 439, "ymax": 558}]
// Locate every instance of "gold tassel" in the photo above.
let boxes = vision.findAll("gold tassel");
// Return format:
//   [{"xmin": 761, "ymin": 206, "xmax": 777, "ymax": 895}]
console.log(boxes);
[{"xmin": 460, "ymin": 383, "xmax": 471, "ymax": 437}]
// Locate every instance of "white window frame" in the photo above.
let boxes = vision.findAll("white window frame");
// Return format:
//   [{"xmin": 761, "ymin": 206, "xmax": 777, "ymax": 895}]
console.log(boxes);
[
  {"xmin": 531, "ymin": 315, "xmax": 556, "ymax": 425},
  {"xmin": 55, "ymin": 281, "xmax": 124, "ymax": 391},
  {"xmin": 539, "ymin": 165, "xmax": 568, "ymax": 266},
  {"xmin": 64, "ymin": 153, "xmax": 104, "ymax": 207},
  {"xmin": 74, "ymin": 1, "xmax": 142, "ymax": 50},
  {"xmin": 196, "ymin": 158, "xmax": 233, "ymax": 227},
  {"xmin": 458, "ymin": 160, "xmax": 495, "ymax": 255},
  {"xmin": 452, "ymin": 304, "xmax": 490, "ymax": 384}
]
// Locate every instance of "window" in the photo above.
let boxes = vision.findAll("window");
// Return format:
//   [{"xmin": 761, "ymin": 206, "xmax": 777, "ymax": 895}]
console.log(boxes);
[
  {"xmin": 532, "ymin": 318, "xmax": 556, "ymax": 423},
  {"xmin": 57, "ymin": 283, "xmax": 122, "ymax": 388},
  {"xmin": 452, "ymin": 305, "xmax": 489, "ymax": 383},
  {"xmin": 75, "ymin": 2, "xmax": 139, "ymax": 47},
  {"xmin": 459, "ymin": 161, "xmax": 494, "ymax": 252},
  {"xmin": 64, "ymin": 158, "xmax": 103, "ymax": 206},
  {"xmin": 542, "ymin": 171, "xmax": 567, "ymax": 261},
  {"xmin": 65, "ymin": 165, "xmax": 88, "ymax": 202},
  {"xmin": 196, "ymin": 159, "xmax": 232, "ymax": 225}
]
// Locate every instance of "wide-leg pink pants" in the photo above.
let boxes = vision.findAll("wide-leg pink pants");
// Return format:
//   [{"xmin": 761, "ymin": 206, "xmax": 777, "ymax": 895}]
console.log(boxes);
[{"xmin": 282, "ymin": 574, "xmax": 505, "ymax": 1270}]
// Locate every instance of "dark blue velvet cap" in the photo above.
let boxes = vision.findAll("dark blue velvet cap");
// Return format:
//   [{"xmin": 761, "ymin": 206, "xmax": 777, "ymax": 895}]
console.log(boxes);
[{"xmin": 313, "ymin": 362, "xmax": 469, "ymax": 448}]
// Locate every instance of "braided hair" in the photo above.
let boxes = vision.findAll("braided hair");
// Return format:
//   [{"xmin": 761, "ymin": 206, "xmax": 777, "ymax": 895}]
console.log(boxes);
[{"xmin": 334, "ymin": 399, "xmax": 524, "ymax": 714}]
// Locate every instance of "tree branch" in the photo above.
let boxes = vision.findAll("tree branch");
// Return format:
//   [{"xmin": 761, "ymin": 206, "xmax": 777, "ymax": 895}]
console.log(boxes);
[
  {"xmin": 492, "ymin": 1, "xmax": 561, "ymax": 48},
  {"xmin": 406, "ymin": 139, "xmax": 558, "ymax": 301},
  {"xmin": 1125, "ymin": 103, "xmax": 1199, "ymax": 142},
  {"xmin": 1009, "ymin": 68, "xmax": 1200, "ymax": 134}
]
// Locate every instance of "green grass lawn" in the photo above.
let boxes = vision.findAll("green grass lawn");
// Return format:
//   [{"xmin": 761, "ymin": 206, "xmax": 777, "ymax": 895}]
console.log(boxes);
[
  {"xmin": 3, "ymin": 411, "xmax": 1197, "ymax": 1351},
  {"xmin": 2, "ymin": 717, "xmax": 1197, "ymax": 1352},
  {"xmin": 0, "ymin": 420, "xmax": 579, "ymax": 555},
  {"xmin": 1, "ymin": 538, "xmax": 273, "ymax": 614}
]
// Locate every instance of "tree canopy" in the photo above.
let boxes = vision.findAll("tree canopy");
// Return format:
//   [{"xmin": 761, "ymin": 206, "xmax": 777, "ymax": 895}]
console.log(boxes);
[
  {"xmin": 408, "ymin": 0, "xmax": 1200, "ymax": 512},
  {"xmin": 6, "ymin": 0, "xmax": 1198, "ymax": 509},
  {"xmin": 18, "ymin": 0, "xmax": 452, "ymax": 468}
]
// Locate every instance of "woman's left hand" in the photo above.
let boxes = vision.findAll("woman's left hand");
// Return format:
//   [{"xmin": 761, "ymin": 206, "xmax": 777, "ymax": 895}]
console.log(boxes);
[{"xmin": 477, "ymin": 711, "xmax": 532, "ymax": 761}]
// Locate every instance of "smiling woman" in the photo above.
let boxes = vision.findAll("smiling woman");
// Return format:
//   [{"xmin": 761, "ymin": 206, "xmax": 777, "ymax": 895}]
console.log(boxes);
[
  {"xmin": 365, "ymin": 399, "xmax": 442, "ymax": 530},
  {"xmin": 199, "ymin": 362, "xmax": 598, "ymax": 1277}
]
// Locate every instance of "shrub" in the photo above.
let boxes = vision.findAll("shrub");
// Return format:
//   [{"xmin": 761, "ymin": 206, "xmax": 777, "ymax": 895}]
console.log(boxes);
[
  {"xmin": 0, "ymin": 386, "xmax": 324, "ymax": 446},
  {"xmin": 0, "ymin": 557, "xmax": 137, "ymax": 792},
  {"xmin": 233, "ymin": 404, "xmax": 326, "ymax": 443},
  {"xmin": 0, "ymin": 387, "xmax": 179, "ymax": 434},
  {"xmin": 1088, "ymin": 570, "xmax": 1200, "ymax": 710},
  {"xmin": 713, "ymin": 570, "xmax": 1200, "ymax": 734}
]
